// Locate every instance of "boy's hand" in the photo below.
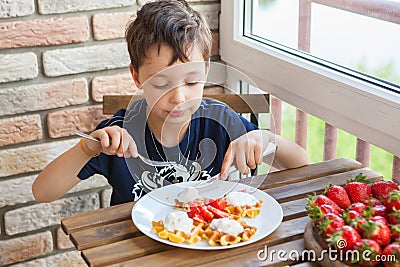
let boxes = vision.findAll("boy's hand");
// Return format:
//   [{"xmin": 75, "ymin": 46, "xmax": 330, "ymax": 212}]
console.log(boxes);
[
  {"xmin": 220, "ymin": 130, "xmax": 269, "ymax": 179},
  {"xmin": 82, "ymin": 126, "xmax": 138, "ymax": 158}
]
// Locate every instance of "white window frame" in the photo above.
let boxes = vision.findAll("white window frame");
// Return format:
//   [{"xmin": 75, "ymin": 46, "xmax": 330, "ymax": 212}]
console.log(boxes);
[{"xmin": 220, "ymin": 0, "xmax": 400, "ymax": 156}]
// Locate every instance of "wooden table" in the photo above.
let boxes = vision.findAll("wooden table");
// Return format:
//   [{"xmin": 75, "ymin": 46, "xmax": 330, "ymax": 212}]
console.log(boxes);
[{"xmin": 62, "ymin": 158, "xmax": 383, "ymax": 267}]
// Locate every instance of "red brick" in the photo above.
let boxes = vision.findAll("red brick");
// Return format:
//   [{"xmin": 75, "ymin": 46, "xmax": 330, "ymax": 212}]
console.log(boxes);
[
  {"xmin": 47, "ymin": 105, "xmax": 110, "ymax": 138},
  {"xmin": 93, "ymin": 11, "xmax": 135, "ymax": 40},
  {"xmin": 0, "ymin": 115, "xmax": 42, "ymax": 146},
  {"xmin": 0, "ymin": 78, "xmax": 88, "ymax": 116},
  {"xmin": 0, "ymin": 231, "xmax": 53, "ymax": 265},
  {"xmin": 92, "ymin": 73, "xmax": 138, "ymax": 102},
  {"xmin": 0, "ymin": 16, "xmax": 89, "ymax": 49},
  {"xmin": 56, "ymin": 228, "xmax": 74, "ymax": 249}
]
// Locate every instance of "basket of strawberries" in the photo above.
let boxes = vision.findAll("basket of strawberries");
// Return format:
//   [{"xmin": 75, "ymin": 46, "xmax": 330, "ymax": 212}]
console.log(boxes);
[{"xmin": 305, "ymin": 174, "xmax": 400, "ymax": 267}]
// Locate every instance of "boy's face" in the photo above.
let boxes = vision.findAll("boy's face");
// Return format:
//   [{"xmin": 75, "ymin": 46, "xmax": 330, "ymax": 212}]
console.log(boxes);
[{"xmin": 131, "ymin": 44, "xmax": 208, "ymax": 126}]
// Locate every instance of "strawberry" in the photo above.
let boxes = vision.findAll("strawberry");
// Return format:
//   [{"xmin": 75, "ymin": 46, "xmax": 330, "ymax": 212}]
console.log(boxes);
[
  {"xmin": 307, "ymin": 204, "xmax": 340, "ymax": 223},
  {"xmin": 387, "ymin": 211, "xmax": 400, "ymax": 225},
  {"xmin": 325, "ymin": 185, "xmax": 351, "ymax": 209},
  {"xmin": 327, "ymin": 225, "xmax": 361, "ymax": 252},
  {"xmin": 343, "ymin": 210, "xmax": 361, "ymax": 223},
  {"xmin": 371, "ymin": 204, "xmax": 387, "ymax": 217},
  {"xmin": 350, "ymin": 202, "xmax": 367, "ymax": 215},
  {"xmin": 361, "ymin": 219, "xmax": 391, "ymax": 246},
  {"xmin": 344, "ymin": 174, "xmax": 372, "ymax": 203},
  {"xmin": 384, "ymin": 190, "xmax": 400, "ymax": 212},
  {"xmin": 318, "ymin": 213, "xmax": 345, "ymax": 238},
  {"xmin": 362, "ymin": 197, "xmax": 382, "ymax": 207},
  {"xmin": 307, "ymin": 194, "xmax": 342, "ymax": 214},
  {"xmin": 353, "ymin": 239, "xmax": 382, "ymax": 267},
  {"xmin": 391, "ymin": 225, "xmax": 400, "ymax": 243},
  {"xmin": 371, "ymin": 180, "xmax": 399, "ymax": 201},
  {"xmin": 370, "ymin": 215, "xmax": 389, "ymax": 227},
  {"xmin": 349, "ymin": 216, "xmax": 369, "ymax": 236},
  {"xmin": 382, "ymin": 243, "xmax": 400, "ymax": 267}
]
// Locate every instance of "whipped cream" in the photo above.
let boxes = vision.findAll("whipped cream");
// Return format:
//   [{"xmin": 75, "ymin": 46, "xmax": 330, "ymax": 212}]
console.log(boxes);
[
  {"xmin": 164, "ymin": 211, "xmax": 194, "ymax": 235},
  {"xmin": 210, "ymin": 218, "xmax": 244, "ymax": 236},
  {"xmin": 226, "ymin": 191, "xmax": 258, "ymax": 207},
  {"xmin": 177, "ymin": 187, "xmax": 201, "ymax": 203}
]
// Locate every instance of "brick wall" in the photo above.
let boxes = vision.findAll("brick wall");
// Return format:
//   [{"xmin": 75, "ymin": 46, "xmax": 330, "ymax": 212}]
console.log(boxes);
[{"xmin": 0, "ymin": 0, "xmax": 221, "ymax": 265}]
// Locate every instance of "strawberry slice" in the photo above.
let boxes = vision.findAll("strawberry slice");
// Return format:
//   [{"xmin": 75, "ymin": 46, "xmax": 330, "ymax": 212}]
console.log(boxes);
[
  {"xmin": 187, "ymin": 205, "xmax": 205, "ymax": 223},
  {"xmin": 206, "ymin": 205, "xmax": 230, "ymax": 218},
  {"xmin": 198, "ymin": 205, "xmax": 214, "ymax": 222},
  {"xmin": 207, "ymin": 198, "xmax": 227, "ymax": 211}
]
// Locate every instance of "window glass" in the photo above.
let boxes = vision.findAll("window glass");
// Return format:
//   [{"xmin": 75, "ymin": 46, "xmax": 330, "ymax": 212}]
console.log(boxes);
[{"xmin": 249, "ymin": 0, "xmax": 400, "ymax": 90}]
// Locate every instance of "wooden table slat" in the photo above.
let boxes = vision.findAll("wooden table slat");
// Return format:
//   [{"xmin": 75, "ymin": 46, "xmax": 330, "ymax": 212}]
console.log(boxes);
[
  {"xmin": 266, "ymin": 167, "xmax": 382, "ymax": 203},
  {"xmin": 71, "ymin": 219, "xmax": 138, "ymax": 250},
  {"xmin": 260, "ymin": 158, "xmax": 362, "ymax": 190},
  {"xmin": 197, "ymin": 238, "xmax": 306, "ymax": 267},
  {"xmin": 99, "ymin": 216, "xmax": 310, "ymax": 267},
  {"xmin": 82, "ymin": 235, "xmax": 173, "ymax": 267},
  {"xmin": 62, "ymin": 202, "xmax": 134, "ymax": 234},
  {"xmin": 280, "ymin": 198, "xmax": 308, "ymax": 222}
]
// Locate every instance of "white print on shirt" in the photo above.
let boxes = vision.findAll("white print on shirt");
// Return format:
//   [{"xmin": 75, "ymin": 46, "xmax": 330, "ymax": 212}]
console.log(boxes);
[{"xmin": 132, "ymin": 161, "xmax": 211, "ymax": 201}]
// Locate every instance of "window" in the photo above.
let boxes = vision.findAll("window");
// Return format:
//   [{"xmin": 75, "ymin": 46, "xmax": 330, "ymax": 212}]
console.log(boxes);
[
  {"xmin": 220, "ymin": 0, "xmax": 400, "ymax": 156},
  {"xmin": 249, "ymin": 0, "xmax": 400, "ymax": 91}
]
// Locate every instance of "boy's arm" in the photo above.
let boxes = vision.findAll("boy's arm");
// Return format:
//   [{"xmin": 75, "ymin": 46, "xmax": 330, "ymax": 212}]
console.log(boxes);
[
  {"xmin": 220, "ymin": 129, "xmax": 310, "ymax": 179},
  {"xmin": 32, "ymin": 142, "xmax": 92, "ymax": 203},
  {"xmin": 33, "ymin": 125, "xmax": 138, "ymax": 202},
  {"xmin": 269, "ymin": 133, "xmax": 310, "ymax": 170}
]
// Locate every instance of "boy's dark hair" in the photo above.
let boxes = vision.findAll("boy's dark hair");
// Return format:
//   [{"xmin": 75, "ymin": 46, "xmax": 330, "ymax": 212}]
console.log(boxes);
[{"xmin": 126, "ymin": 0, "xmax": 212, "ymax": 73}]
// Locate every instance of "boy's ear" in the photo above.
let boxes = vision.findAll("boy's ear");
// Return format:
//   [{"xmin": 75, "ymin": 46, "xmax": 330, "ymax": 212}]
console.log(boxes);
[{"xmin": 129, "ymin": 64, "xmax": 142, "ymax": 89}]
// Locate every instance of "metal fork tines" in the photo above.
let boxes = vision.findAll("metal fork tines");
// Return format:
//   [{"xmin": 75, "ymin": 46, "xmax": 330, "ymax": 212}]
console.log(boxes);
[{"xmin": 74, "ymin": 130, "xmax": 176, "ymax": 167}]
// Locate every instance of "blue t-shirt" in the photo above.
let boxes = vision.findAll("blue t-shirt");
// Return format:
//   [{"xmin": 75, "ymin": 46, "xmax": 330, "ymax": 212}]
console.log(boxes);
[{"xmin": 78, "ymin": 98, "xmax": 258, "ymax": 205}]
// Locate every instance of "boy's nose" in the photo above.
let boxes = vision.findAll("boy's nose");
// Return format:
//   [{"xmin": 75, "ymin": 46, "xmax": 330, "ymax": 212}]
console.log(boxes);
[{"xmin": 169, "ymin": 86, "xmax": 186, "ymax": 104}]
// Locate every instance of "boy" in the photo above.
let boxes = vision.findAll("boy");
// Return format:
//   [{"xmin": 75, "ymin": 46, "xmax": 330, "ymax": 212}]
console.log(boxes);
[{"xmin": 33, "ymin": 0, "xmax": 309, "ymax": 205}]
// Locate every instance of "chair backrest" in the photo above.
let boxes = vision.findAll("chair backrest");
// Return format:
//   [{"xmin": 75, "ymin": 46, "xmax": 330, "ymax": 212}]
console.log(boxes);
[{"xmin": 103, "ymin": 93, "xmax": 269, "ymax": 116}]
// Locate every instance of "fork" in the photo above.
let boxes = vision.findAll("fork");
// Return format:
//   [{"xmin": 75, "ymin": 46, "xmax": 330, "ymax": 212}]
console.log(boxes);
[{"xmin": 74, "ymin": 130, "xmax": 176, "ymax": 167}]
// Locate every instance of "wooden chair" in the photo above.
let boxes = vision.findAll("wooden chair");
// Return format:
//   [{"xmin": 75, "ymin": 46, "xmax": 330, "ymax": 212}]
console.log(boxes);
[{"xmin": 103, "ymin": 93, "xmax": 270, "ymax": 128}]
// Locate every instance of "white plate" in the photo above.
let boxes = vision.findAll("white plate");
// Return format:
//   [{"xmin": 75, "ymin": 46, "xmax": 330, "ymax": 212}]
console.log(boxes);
[{"xmin": 131, "ymin": 181, "xmax": 283, "ymax": 250}]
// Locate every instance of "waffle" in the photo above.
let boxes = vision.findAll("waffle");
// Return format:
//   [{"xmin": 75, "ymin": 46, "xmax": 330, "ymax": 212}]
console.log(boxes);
[
  {"xmin": 151, "ymin": 219, "xmax": 257, "ymax": 246},
  {"xmin": 201, "ymin": 221, "xmax": 257, "ymax": 246},
  {"xmin": 173, "ymin": 199, "xmax": 191, "ymax": 211},
  {"xmin": 225, "ymin": 200, "xmax": 263, "ymax": 218},
  {"xmin": 151, "ymin": 220, "xmax": 204, "ymax": 244}
]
